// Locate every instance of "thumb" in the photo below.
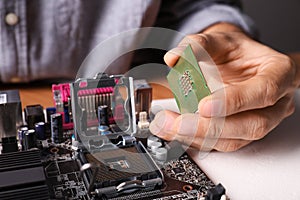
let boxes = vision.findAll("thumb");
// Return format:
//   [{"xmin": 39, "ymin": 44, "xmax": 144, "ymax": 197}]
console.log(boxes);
[
  {"xmin": 164, "ymin": 45, "xmax": 188, "ymax": 67},
  {"xmin": 149, "ymin": 110, "xmax": 180, "ymax": 140},
  {"xmin": 164, "ymin": 33, "xmax": 237, "ymax": 67},
  {"xmin": 164, "ymin": 34, "xmax": 211, "ymax": 67}
]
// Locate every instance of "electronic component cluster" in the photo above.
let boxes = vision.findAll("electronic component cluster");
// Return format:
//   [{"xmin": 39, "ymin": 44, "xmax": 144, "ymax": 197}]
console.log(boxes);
[{"xmin": 0, "ymin": 73, "xmax": 227, "ymax": 200}]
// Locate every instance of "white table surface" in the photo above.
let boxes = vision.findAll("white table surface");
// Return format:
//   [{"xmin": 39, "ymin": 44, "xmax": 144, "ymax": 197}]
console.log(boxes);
[{"xmin": 152, "ymin": 90, "xmax": 300, "ymax": 200}]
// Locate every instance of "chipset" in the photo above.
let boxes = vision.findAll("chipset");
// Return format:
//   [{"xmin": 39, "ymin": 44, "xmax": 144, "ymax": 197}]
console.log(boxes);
[{"xmin": 167, "ymin": 44, "xmax": 211, "ymax": 113}]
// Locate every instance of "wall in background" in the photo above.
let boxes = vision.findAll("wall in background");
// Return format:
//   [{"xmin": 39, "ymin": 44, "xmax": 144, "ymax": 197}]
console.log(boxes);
[{"xmin": 241, "ymin": 0, "xmax": 300, "ymax": 53}]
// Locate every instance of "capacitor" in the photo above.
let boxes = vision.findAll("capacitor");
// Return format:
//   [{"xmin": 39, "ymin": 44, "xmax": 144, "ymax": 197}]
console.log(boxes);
[
  {"xmin": 35, "ymin": 122, "xmax": 46, "ymax": 140},
  {"xmin": 154, "ymin": 147, "xmax": 168, "ymax": 162},
  {"xmin": 147, "ymin": 135, "xmax": 160, "ymax": 149},
  {"xmin": 23, "ymin": 129, "xmax": 36, "ymax": 150},
  {"xmin": 51, "ymin": 113, "xmax": 63, "ymax": 144},
  {"xmin": 150, "ymin": 141, "xmax": 162, "ymax": 152},
  {"xmin": 18, "ymin": 126, "xmax": 28, "ymax": 143},
  {"xmin": 46, "ymin": 107, "xmax": 56, "ymax": 123},
  {"xmin": 97, "ymin": 105, "xmax": 109, "ymax": 126}
]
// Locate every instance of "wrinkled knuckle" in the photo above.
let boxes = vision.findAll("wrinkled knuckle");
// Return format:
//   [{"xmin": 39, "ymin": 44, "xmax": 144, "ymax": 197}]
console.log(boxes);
[
  {"xmin": 197, "ymin": 34, "xmax": 210, "ymax": 47},
  {"xmin": 263, "ymin": 78, "xmax": 279, "ymax": 107},
  {"xmin": 186, "ymin": 34, "xmax": 209, "ymax": 47},
  {"xmin": 206, "ymin": 120, "xmax": 221, "ymax": 138},
  {"xmin": 250, "ymin": 117, "xmax": 268, "ymax": 140},
  {"xmin": 227, "ymin": 89, "xmax": 244, "ymax": 114},
  {"xmin": 235, "ymin": 92, "xmax": 245, "ymax": 112}
]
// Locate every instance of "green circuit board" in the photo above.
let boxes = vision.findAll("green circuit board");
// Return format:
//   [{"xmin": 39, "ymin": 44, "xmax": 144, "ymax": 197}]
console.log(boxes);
[{"xmin": 167, "ymin": 44, "xmax": 211, "ymax": 113}]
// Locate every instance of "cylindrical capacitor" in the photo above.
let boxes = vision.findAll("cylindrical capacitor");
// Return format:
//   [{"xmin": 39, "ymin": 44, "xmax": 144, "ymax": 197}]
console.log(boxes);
[
  {"xmin": 46, "ymin": 107, "xmax": 56, "ymax": 123},
  {"xmin": 23, "ymin": 129, "xmax": 36, "ymax": 150},
  {"xmin": 18, "ymin": 126, "xmax": 28, "ymax": 143},
  {"xmin": 98, "ymin": 105, "xmax": 109, "ymax": 126},
  {"xmin": 35, "ymin": 122, "xmax": 46, "ymax": 140},
  {"xmin": 150, "ymin": 141, "xmax": 162, "ymax": 152},
  {"xmin": 154, "ymin": 147, "xmax": 168, "ymax": 162},
  {"xmin": 147, "ymin": 135, "xmax": 160, "ymax": 149},
  {"xmin": 51, "ymin": 113, "xmax": 63, "ymax": 144}
]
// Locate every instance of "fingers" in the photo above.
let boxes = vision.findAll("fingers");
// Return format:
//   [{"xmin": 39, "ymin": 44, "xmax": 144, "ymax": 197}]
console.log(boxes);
[
  {"xmin": 150, "ymin": 111, "xmax": 251, "ymax": 152},
  {"xmin": 164, "ymin": 34, "xmax": 212, "ymax": 67},
  {"xmin": 149, "ymin": 110, "xmax": 180, "ymax": 140},
  {"xmin": 164, "ymin": 46, "xmax": 186, "ymax": 67},
  {"xmin": 164, "ymin": 33, "xmax": 242, "ymax": 67},
  {"xmin": 198, "ymin": 73, "xmax": 290, "ymax": 117},
  {"xmin": 150, "ymin": 110, "xmax": 203, "ymax": 139},
  {"xmin": 149, "ymin": 94, "xmax": 295, "ymax": 151},
  {"xmin": 216, "ymin": 94, "xmax": 295, "ymax": 140}
]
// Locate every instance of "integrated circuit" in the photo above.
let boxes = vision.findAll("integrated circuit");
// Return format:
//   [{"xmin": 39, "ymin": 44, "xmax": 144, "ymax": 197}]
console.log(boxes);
[{"xmin": 167, "ymin": 44, "xmax": 211, "ymax": 113}]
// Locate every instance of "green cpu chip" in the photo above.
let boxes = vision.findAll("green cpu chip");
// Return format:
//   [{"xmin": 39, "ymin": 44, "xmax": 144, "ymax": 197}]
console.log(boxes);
[{"xmin": 167, "ymin": 44, "xmax": 211, "ymax": 113}]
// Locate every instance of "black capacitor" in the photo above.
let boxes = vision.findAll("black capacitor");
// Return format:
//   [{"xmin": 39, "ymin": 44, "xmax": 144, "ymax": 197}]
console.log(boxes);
[
  {"xmin": 97, "ymin": 105, "xmax": 109, "ymax": 126},
  {"xmin": 51, "ymin": 113, "xmax": 63, "ymax": 144},
  {"xmin": 46, "ymin": 107, "xmax": 56, "ymax": 123},
  {"xmin": 35, "ymin": 122, "xmax": 46, "ymax": 140},
  {"xmin": 23, "ymin": 129, "xmax": 37, "ymax": 150},
  {"xmin": 43, "ymin": 122, "xmax": 51, "ymax": 139}
]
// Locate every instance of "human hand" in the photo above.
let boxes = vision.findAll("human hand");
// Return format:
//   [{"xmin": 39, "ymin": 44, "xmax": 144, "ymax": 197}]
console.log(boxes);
[{"xmin": 150, "ymin": 23, "xmax": 300, "ymax": 152}]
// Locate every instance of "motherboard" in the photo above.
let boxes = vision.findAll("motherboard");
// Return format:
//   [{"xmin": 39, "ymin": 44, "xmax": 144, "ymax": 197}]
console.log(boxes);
[{"xmin": 0, "ymin": 73, "xmax": 227, "ymax": 200}]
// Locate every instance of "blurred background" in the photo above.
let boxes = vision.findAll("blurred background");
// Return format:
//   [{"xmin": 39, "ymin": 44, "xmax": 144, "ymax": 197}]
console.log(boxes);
[{"xmin": 241, "ymin": 0, "xmax": 300, "ymax": 53}]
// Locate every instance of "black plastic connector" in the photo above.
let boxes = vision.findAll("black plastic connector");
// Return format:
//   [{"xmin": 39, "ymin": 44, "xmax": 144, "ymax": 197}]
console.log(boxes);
[
  {"xmin": 24, "ymin": 105, "xmax": 45, "ymax": 129},
  {"xmin": 1, "ymin": 136, "xmax": 18, "ymax": 153},
  {"xmin": 206, "ymin": 183, "xmax": 226, "ymax": 200}
]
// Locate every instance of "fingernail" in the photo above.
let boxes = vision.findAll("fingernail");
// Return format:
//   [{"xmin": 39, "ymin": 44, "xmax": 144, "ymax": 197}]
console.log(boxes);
[
  {"xmin": 177, "ymin": 114, "xmax": 199, "ymax": 137},
  {"xmin": 149, "ymin": 111, "xmax": 167, "ymax": 135},
  {"xmin": 200, "ymin": 99, "xmax": 223, "ymax": 117}
]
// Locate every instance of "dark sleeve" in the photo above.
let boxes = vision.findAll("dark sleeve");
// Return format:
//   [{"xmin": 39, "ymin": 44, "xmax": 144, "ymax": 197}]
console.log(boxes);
[{"xmin": 155, "ymin": 0, "xmax": 256, "ymax": 37}]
